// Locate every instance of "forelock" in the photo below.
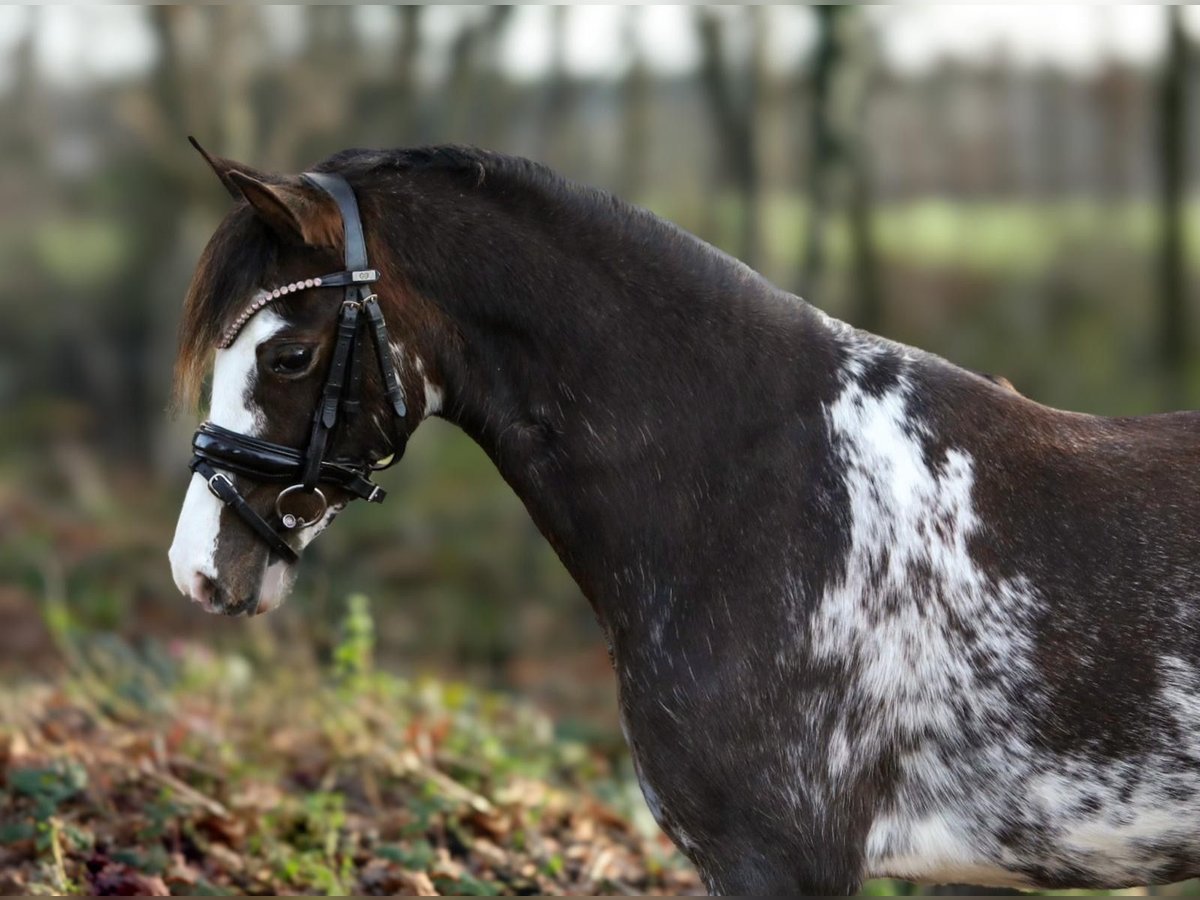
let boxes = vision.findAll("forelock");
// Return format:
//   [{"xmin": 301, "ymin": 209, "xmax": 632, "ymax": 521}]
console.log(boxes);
[{"xmin": 173, "ymin": 205, "xmax": 281, "ymax": 412}]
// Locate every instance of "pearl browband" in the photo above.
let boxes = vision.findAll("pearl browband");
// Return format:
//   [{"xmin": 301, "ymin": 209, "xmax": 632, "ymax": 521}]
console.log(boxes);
[{"xmin": 217, "ymin": 269, "xmax": 379, "ymax": 350}]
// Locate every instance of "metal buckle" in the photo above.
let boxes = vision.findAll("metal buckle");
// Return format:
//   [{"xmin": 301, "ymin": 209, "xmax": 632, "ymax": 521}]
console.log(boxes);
[
  {"xmin": 367, "ymin": 485, "xmax": 384, "ymax": 503},
  {"xmin": 206, "ymin": 471, "xmax": 233, "ymax": 499},
  {"xmin": 275, "ymin": 484, "xmax": 328, "ymax": 530}
]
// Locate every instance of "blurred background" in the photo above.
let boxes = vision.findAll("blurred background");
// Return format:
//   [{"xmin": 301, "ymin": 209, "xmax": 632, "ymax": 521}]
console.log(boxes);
[
  {"xmin": 0, "ymin": 5, "xmax": 1198, "ymax": 892},
  {"xmin": 4, "ymin": 0, "xmax": 1200, "ymax": 733}
]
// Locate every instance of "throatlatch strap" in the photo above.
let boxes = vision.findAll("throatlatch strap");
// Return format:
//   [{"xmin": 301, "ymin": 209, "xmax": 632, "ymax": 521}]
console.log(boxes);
[
  {"xmin": 362, "ymin": 296, "xmax": 407, "ymax": 418},
  {"xmin": 191, "ymin": 459, "xmax": 299, "ymax": 563}
]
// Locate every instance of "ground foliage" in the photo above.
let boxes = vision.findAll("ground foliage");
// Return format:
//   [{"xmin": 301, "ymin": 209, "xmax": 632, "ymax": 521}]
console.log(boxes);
[{"xmin": 0, "ymin": 596, "xmax": 700, "ymax": 896}]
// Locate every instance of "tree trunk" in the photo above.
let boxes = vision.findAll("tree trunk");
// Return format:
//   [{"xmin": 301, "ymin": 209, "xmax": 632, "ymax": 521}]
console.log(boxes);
[
  {"xmin": 618, "ymin": 8, "xmax": 651, "ymax": 203},
  {"xmin": 392, "ymin": 6, "xmax": 423, "ymax": 142},
  {"xmin": 1159, "ymin": 5, "xmax": 1190, "ymax": 409},
  {"xmin": 802, "ymin": 5, "xmax": 843, "ymax": 296},
  {"xmin": 802, "ymin": 6, "xmax": 882, "ymax": 331},
  {"xmin": 848, "ymin": 133, "xmax": 882, "ymax": 333},
  {"xmin": 696, "ymin": 8, "xmax": 762, "ymax": 269},
  {"xmin": 445, "ymin": 8, "xmax": 512, "ymax": 145},
  {"xmin": 844, "ymin": 10, "xmax": 883, "ymax": 333},
  {"xmin": 543, "ymin": 7, "xmax": 579, "ymax": 169}
]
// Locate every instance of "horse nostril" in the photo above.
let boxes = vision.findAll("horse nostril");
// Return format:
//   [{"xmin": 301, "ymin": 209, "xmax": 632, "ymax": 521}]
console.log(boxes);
[{"xmin": 190, "ymin": 573, "xmax": 219, "ymax": 611}]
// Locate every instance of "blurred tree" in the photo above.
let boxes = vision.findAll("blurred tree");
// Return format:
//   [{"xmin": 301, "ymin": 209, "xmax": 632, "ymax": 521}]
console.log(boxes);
[
  {"xmin": 696, "ymin": 7, "xmax": 763, "ymax": 269},
  {"xmin": 446, "ymin": 7, "xmax": 513, "ymax": 146},
  {"xmin": 1039, "ymin": 71, "xmax": 1072, "ymax": 198},
  {"xmin": 349, "ymin": 6, "xmax": 423, "ymax": 149},
  {"xmin": 1093, "ymin": 63, "xmax": 1139, "ymax": 201},
  {"xmin": 803, "ymin": 5, "xmax": 841, "ymax": 296},
  {"xmin": 543, "ymin": 7, "xmax": 579, "ymax": 168},
  {"xmin": 619, "ymin": 8, "xmax": 650, "ymax": 202},
  {"xmin": 803, "ymin": 5, "xmax": 882, "ymax": 331},
  {"xmin": 211, "ymin": 6, "xmax": 262, "ymax": 162},
  {"xmin": 474, "ymin": 7, "xmax": 516, "ymax": 149},
  {"xmin": 113, "ymin": 7, "xmax": 193, "ymax": 464},
  {"xmin": 395, "ymin": 6, "xmax": 424, "ymax": 142},
  {"xmin": 4, "ymin": 15, "xmax": 39, "ymax": 162},
  {"xmin": 1158, "ymin": 5, "xmax": 1191, "ymax": 409},
  {"xmin": 845, "ymin": 38, "xmax": 882, "ymax": 333}
]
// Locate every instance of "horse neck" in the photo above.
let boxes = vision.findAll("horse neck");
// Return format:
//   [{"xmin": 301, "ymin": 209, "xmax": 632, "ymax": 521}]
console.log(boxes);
[{"xmin": 397, "ymin": 187, "xmax": 843, "ymax": 620}]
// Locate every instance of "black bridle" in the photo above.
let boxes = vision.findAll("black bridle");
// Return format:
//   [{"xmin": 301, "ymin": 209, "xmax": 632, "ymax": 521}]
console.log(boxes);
[{"xmin": 188, "ymin": 172, "xmax": 407, "ymax": 564}]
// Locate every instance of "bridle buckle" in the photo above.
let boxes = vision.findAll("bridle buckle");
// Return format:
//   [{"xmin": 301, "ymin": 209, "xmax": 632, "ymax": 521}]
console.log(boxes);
[{"xmin": 206, "ymin": 471, "xmax": 233, "ymax": 499}]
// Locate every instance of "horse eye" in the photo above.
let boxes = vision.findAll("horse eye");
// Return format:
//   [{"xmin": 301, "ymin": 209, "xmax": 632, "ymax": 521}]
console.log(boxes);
[{"xmin": 268, "ymin": 344, "xmax": 314, "ymax": 376}]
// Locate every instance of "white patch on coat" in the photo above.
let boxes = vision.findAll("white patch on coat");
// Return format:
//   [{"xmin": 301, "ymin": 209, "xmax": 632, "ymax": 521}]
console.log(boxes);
[
  {"xmin": 811, "ymin": 362, "xmax": 1046, "ymax": 883},
  {"xmin": 816, "ymin": 371, "xmax": 1031, "ymax": 709},
  {"xmin": 807, "ymin": 362, "xmax": 1047, "ymax": 884},
  {"xmin": 169, "ymin": 310, "xmax": 286, "ymax": 599},
  {"xmin": 389, "ymin": 340, "xmax": 442, "ymax": 418},
  {"xmin": 803, "ymin": 337, "xmax": 1200, "ymax": 888},
  {"xmin": 416, "ymin": 355, "xmax": 443, "ymax": 417}
]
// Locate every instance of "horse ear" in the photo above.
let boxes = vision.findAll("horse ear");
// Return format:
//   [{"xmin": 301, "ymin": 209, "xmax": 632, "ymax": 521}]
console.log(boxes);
[
  {"xmin": 226, "ymin": 170, "xmax": 342, "ymax": 250},
  {"xmin": 188, "ymin": 136, "xmax": 250, "ymax": 201}
]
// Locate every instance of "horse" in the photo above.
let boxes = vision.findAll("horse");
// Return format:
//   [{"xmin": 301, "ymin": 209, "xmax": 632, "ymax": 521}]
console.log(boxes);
[{"xmin": 169, "ymin": 143, "xmax": 1200, "ymax": 895}]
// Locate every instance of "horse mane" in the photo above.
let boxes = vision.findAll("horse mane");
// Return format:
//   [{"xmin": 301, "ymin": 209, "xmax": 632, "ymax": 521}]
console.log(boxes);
[
  {"xmin": 315, "ymin": 144, "xmax": 727, "ymax": 268},
  {"xmin": 316, "ymin": 144, "xmax": 561, "ymax": 194}
]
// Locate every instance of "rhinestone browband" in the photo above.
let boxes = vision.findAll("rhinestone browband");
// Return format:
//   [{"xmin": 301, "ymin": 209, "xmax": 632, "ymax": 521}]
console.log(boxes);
[{"xmin": 217, "ymin": 277, "xmax": 325, "ymax": 349}]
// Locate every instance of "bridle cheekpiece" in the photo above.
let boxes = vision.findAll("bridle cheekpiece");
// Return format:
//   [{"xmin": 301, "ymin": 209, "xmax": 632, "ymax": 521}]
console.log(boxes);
[{"xmin": 188, "ymin": 171, "xmax": 408, "ymax": 564}]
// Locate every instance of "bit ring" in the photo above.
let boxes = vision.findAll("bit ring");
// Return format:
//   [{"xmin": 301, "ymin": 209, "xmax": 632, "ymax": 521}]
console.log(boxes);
[{"xmin": 275, "ymin": 485, "xmax": 327, "ymax": 530}]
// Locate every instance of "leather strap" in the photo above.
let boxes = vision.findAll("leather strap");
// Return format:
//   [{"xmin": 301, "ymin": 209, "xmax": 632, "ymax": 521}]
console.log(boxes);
[
  {"xmin": 300, "ymin": 171, "xmax": 373, "ymax": 492},
  {"xmin": 191, "ymin": 459, "xmax": 299, "ymax": 563},
  {"xmin": 362, "ymin": 295, "xmax": 408, "ymax": 418},
  {"xmin": 306, "ymin": 269, "xmax": 379, "ymax": 288},
  {"xmin": 304, "ymin": 171, "xmax": 369, "ymax": 272},
  {"xmin": 342, "ymin": 315, "xmax": 365, "ymax": 419},
  {"xmin": 301, "ymin": 300, "xmax": 360, "ymax": 490},
  {"xmin": 192, "ymin": 423, "xmax": 385, "ymax": 502}
]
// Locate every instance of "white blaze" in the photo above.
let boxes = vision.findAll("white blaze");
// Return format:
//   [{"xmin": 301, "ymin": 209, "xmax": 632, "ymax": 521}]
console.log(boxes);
[{"xmin": 168, "ymin": 309, "xmax": 285, "ymax": 599}]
